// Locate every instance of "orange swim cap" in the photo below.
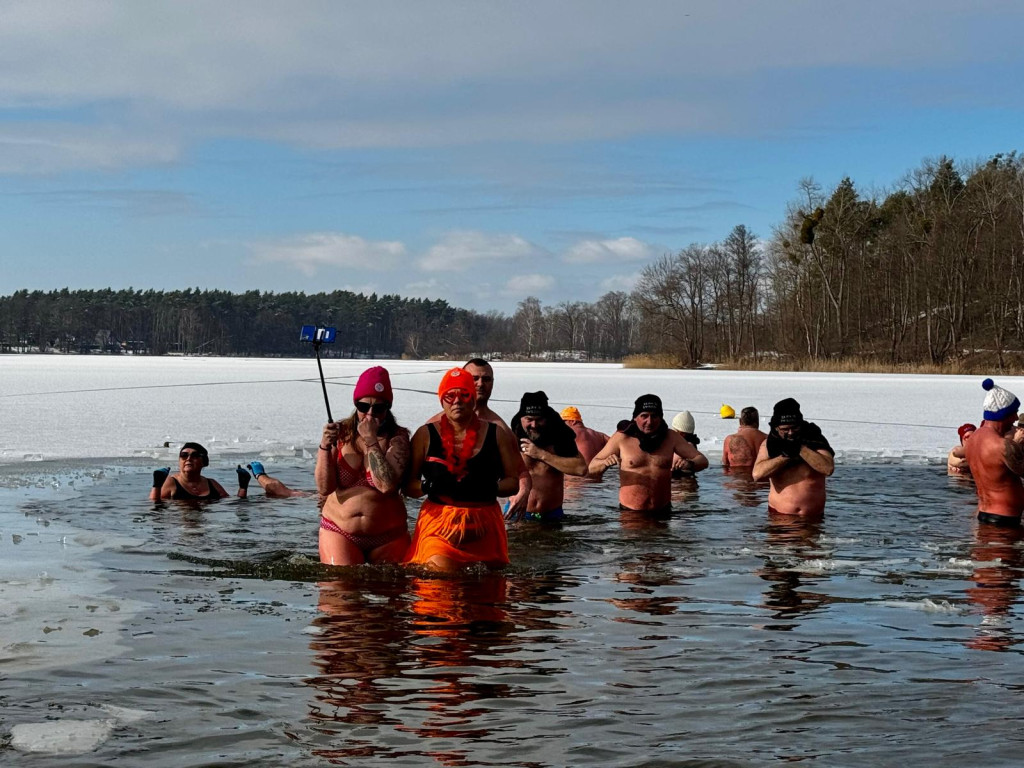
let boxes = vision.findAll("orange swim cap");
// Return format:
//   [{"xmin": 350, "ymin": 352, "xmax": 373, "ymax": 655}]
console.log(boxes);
[
  {"xmin": 560, "ymin": 406, "xmax": 582, "ymax": 422},
  {"xmin": 438, "ymin": 367, "xmax": 473, "ymax": 400}
]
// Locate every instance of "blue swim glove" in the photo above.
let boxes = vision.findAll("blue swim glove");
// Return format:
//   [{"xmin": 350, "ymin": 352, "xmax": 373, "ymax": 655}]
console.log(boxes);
[
  {"xmin": 236, "ymin": 465, "xmax": 251, "ymax": 490},
  {"xmin": 247, "ymin": 461, "xmax": 266, "ymax": 478},
  {"xmin": 152, "ymin": 467, "xmax": 170, "ymax": 488}
]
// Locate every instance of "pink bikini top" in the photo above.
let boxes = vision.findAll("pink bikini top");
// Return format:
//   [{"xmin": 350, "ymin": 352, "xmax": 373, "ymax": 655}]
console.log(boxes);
[{"xmin": 336, "ymin": 453, "xmax": 378, "ymax": 490}]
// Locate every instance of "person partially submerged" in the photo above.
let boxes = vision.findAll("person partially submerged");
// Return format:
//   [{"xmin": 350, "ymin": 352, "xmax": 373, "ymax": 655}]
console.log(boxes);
[
  {"xmin": 150, "ymin": 442, "xmax": 242, "ymax": 502},
  {"xmin": 752, "ymin": 398, "xmax": 834, "ymax": 518},
  {"xmin": 669, "ymin": 410, "xmax": 708, "ymax": 478},
  {"xmin": 947, "ymin": 423, "xmax": 977, "ymax": 477},
  {"xmin": 963, "ymin": 379, "xmax": 1024, "ymax": 527},
  {"xmin": 315, "ymin": 366, "xmax": 412, "ymax": 565},
  {"xmin": 587, "ymin": 394, "xmax": 708, "ymax": 513},
  {"xmin": 722, "ymin": 407, "xmax": 768, "ymax": 470},
  {"xmin": 506, "ymin": 392, "xmax": 587, "ymax": 523},
  {"xmin": 560, "ymin": 406, "xmax": 609, "ymax": 465},
  {"xmin": 404, "ymin": 367, "xmax": 523, "ymax": 571}
]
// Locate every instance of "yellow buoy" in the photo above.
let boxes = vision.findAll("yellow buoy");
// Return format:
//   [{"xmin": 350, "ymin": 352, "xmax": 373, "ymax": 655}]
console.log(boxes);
[{"xmin": 720, "ymin": 404, "xmax": 736, "ymax": 419}]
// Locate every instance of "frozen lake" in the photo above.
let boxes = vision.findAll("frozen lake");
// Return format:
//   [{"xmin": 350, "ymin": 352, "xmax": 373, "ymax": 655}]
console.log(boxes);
[
  {"xmin": 1, "ymin": 355, "xmax": 1006, "ymax": 465},
  {"xmin": 2, "ymin": 356, "xmax": 1022, "ymax": 765}
]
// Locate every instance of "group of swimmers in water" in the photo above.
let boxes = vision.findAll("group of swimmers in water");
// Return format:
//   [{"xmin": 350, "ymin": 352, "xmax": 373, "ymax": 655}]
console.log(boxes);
[{"xmin": 150, "ymin": 362, "xmax": 1024, "ymax": 572}]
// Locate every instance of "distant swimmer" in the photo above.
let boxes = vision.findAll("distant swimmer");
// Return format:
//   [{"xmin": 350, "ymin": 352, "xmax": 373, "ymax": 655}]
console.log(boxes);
[
  {"xmin": 669, "ymin": 411, "xmax": 707, "ymax": 478},
  {"xmin": 505, "ymin": 393, "xmax": 587, "ymax": 523},
  {"xmin": 588, "ymin": 394, "xmax": 708, "ymax": 513},
  {"xmin": 560, "ymin": 406, "xmax": 609, "ymax": 465},
  {"xmin": 315, "ymin": 366, "xmax": 412, "ymax": 565},
  {"xmin": 947, "ymin": 423, "xmax": 977, "ymax": 477},
  {"xmin": 404, "ymin": 367, "xmax": 523, "ymax": 571},
  {"xmin": 752, "ymin": 399, "xmax": 834, "ymax": 518},
  {"xmin": 150, "ymin": 442, "xmax": 242, "ymax": 502},
  {"xmin": 722, "ymin": 407, "xmax": 768, "ymax": 469},
  {"xmin": 963, "ymin": 379, "xmax": 1024, "ymax": 527}
]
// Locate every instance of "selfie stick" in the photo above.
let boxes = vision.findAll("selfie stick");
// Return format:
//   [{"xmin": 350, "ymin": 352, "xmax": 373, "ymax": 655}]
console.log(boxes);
[
  {"xmin": 300, "ymin": 325, "xmax": 336, "ymax": 423},
  {"xmin": 313, "ymin": 337, "xmax": 333, "ymax": 423}
]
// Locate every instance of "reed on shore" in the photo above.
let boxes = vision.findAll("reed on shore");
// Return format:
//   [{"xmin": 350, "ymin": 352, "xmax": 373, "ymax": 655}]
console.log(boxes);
[{"xmin": 623, "ymin": 351, "xmax": 1024, "ymax": 375}]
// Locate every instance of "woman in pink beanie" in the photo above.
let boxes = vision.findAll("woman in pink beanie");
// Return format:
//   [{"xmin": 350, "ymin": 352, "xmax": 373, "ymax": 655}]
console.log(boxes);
[{"xmin": 315, "ymin": 366, "xmax": 411, "ymax": 565}]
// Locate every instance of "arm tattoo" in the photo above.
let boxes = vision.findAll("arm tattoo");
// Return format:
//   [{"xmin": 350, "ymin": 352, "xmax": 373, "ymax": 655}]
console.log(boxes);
[
  {"xmin": 366, "ymin": 442, "xmax": 397, "ymax": 488},
  {"xmin": 386, "ymin": 433, "xmax": 411, "ymax": 478}
]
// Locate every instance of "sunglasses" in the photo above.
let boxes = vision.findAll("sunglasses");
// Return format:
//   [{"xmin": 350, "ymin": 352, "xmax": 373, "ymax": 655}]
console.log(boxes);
[
  {"xmin": 179, "ymin": 451, "xmax": 205, "ymax": 460},
  {"xmin": 355, "ymin": 401, "xmax": 390, "ymax": 416},
  {"xmin": 442, "ymin": 390, "xmax": 474, "ymax": 404}
]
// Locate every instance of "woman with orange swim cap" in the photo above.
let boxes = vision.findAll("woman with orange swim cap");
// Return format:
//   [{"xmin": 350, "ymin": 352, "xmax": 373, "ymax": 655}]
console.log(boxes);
[{"xmin": 403, "ymin": 367, "xmax": 523, "ymax": 571}]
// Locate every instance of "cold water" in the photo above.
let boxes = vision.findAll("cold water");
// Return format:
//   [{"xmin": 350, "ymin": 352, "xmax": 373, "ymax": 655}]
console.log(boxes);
[{"xmin": 3, "ymin": 455, "xmax": 1022, "ymax": 767}]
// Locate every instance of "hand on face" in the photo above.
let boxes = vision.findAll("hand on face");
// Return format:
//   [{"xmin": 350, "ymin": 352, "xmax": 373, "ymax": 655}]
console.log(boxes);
[{"xmin": 357, "ymin": 415, "xmax": 379, "ymax": 443}]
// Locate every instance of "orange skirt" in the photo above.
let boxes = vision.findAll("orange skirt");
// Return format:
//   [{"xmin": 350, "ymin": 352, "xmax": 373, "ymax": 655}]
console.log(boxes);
[{"xmin": 404, "ymin": 499, "xmax": 509, "ymax": 567}]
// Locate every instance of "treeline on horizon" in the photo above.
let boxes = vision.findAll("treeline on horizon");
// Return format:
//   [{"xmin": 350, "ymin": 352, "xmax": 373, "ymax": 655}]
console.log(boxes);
[{"xmin": 3, "ymin": 152, "xmax": 1024, "ymax": 367}]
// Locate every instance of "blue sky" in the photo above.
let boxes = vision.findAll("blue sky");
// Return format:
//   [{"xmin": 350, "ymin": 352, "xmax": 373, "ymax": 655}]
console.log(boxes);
[{"xmin": 1, "ymin": 0, "xmax": 1022, "ymax": 312}]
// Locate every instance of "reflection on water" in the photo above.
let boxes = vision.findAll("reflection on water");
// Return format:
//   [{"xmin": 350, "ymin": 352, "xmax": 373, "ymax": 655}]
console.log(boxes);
[
  {"xmin": 758, "ymin": 514, "xmax": 832, "ymax": 628},
  {"xmin": 966, "ymin": 522, "xmax": 1024, "ymax": 652},
  {"xmin": 7, "ymin": 461, "xmax": 1024, "ymax": 766}
]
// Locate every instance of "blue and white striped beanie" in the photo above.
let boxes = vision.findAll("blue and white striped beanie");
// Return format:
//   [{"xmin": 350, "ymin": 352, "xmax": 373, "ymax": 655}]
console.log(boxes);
[{"xmin": 982, "ymin": 378, "xmax": 1020, "ymax": 421}]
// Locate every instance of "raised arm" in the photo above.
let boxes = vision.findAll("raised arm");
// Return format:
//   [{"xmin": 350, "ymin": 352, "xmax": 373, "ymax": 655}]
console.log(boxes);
[
  {"xmin": 315, "ymin": 421, "xmax": 342, "ymax": 496},
  {"xmin": 672, "ymin": 434, "xmax": 709, "ymax": 473},
  {"xmin": 521, "ymin": 441, "xmax": 587, "ymax": 476},
  {"xmin": 752, "ymin": 440, "xmax": 788, "ymax": 481},
  {"xmin": 799, "ymin": 445, "xmax": 835, "ymax": 477},
  {"xmin": 588, "ymin": 432, "xmax": 623, "ymax": 478},
  {"xmin": 1004, "ymin": 433, "xmax": 1024, "ymax": 476},
  {"xmin": 363, "ymin": 427, "xmax": 410, "ymax": 494}
]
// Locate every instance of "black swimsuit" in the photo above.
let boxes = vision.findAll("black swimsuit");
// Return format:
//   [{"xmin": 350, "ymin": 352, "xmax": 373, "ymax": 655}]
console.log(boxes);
[
  {"xmin": 425, "ymin": 422, "xmax": 503, "ymax": 504},
  {"xmin": 170, "ymin": 477, "xmax": 220, "ymax": 501}
]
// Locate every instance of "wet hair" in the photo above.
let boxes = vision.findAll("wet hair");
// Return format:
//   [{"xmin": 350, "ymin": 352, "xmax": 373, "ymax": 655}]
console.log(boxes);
[
  {"xmin": 739, "ymin": 407, "xmax": 759, "ymax": 428},
  {"xmin": 463, "ymin": 358, "xmax": 491, "ymax": 370}
]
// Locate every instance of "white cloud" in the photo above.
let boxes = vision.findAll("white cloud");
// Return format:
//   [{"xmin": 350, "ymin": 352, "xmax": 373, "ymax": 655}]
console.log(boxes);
[
  {"xmin": 600, "ymin": 273, "xmax": 640, "ymax": 292},
  {"xmin": 249, "ymin": 232, "xmax": 406, "ymax": 276},
  {"xmin": 0, "ymin": 2, "xmax": 1015, "ymax": 171},
  {"xmin": 563, "ymin": 237, "xmax": 655, "ymax": 264},
  {"xmin": 419, "ymin": 230, "xmax": 542, "ymax": 272},
  {"xmin": 502, "ymin": 273, "xmax": 556, "ymax": 296}
]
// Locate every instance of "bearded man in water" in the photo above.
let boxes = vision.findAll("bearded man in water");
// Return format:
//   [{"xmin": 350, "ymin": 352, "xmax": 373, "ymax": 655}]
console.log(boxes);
[
  {"xmin": 752, "ymin": 398, "xmax": 834, "ymax": 518},
  {"xmin": 964, "ymin": 379, "xmax": 1024, "ymax": 526},
  {"xmin": 587, "ymin": 394, "xmax": 708, "ymax": 513},
  {"xmin": 506, "ymin": 392, "xmax": 587, "ymax": 523}
]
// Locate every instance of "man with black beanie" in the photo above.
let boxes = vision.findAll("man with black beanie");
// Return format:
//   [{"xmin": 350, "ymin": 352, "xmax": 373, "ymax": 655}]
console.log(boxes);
[
  {"xmin": 505, "ymin": 391, "xmax": 587, "ymax": 523},
  {"xmin": 588, "ymin": 394, "xmax": 708, "ymax": 513},
  {"xmin": 752, "ymin": 398, "xmax": 834, "ymax": 517}
]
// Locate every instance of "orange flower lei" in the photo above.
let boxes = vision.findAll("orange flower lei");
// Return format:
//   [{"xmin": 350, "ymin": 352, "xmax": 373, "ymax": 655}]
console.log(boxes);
[{"xmin": 438, "ymin": 414, "xmax": 480, "ymax": 481}]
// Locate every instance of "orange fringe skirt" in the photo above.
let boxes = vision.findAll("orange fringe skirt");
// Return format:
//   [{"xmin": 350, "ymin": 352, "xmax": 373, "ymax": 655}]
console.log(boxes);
[{"xmin": 404, "ymin": 499, "xmax": 509, "ymax": 567}]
